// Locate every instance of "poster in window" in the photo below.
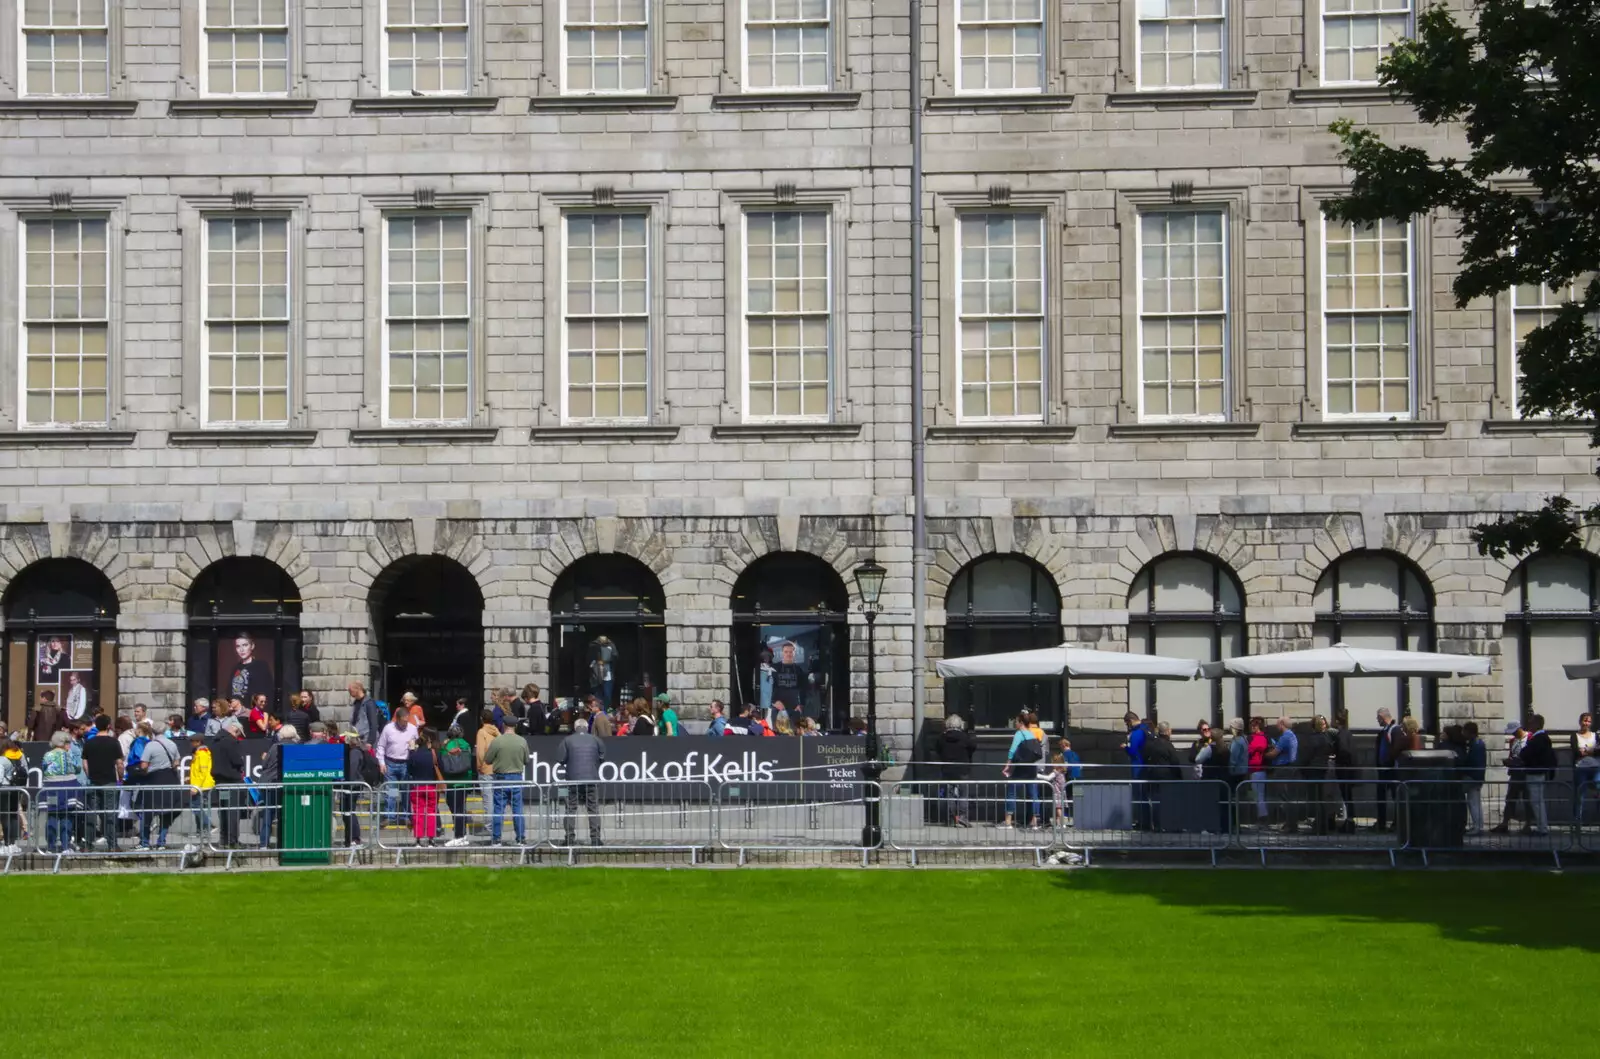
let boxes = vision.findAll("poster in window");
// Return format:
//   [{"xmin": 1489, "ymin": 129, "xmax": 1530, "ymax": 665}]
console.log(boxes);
[
  {"xmin": 755, "ymin": 625, "xmax": 828, "ymax": 724},
  {"xmin": 71, "ymin": 639, "xmax": 95, "ymax": 670},
  {"xmin": 217, "ymin": 630, "xmax": 276, "ymax": 711},
  {"xmin": 35, "ymin": 635, "xmax": 70, "ymax": 686},
  {"xmin": 59, "ymin": 669, "xmax": 93, "ymax": 721}
]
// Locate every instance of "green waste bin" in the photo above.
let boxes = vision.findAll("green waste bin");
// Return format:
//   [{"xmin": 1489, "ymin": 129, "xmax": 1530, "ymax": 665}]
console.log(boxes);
[{"xmin": 280, "ymin": 744, "xmax": 343, "ymax": 865}]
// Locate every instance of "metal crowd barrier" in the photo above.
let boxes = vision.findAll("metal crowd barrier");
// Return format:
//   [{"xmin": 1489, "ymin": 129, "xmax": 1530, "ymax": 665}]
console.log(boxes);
[
  {"xmin": 1397, "ymin": 778, "xmax": 1575, "ymax": 867},
  {"xmin": 203, "ymin": 782, "xmax": 376, "ymax": 870},
  {"xmin": 1060, "ymin": 778, "xmax": 1233, "ymax": 865},
  {"xmin": 884, "ymin": 779, "xmax": 1058, "ymax": 865},
  {"xmin": 375, "ymin": 779, "xmax": 543, "ymax": 864},
  {"xmin": 715, "ymin": 779, "xmax": 883, "ymax": 865},
  {"xmin": 1231, "ymin": 776, "xmax": 1402, "ymax": 865},
  {"xmin": 28, "ymin": 782, "xmax": 203, "ymax": 872},
  {"xmin": 0, "ymin": 787, "xmax": 29, "ymax": 873},
  {"xmin": 543, "ymin": 779, "xmax": 716, "ymax": 864}
]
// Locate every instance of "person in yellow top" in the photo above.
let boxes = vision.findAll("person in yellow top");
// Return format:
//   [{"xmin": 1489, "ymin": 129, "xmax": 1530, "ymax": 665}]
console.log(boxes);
[{"xmin": 187, "ymin": 734, "xmax": 215, "ymax": 841}]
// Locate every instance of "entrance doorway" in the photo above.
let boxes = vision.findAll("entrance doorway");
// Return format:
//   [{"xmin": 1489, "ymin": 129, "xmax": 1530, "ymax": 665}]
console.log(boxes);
[
  {"xmin": 549, "ymin": 555, "xmax": 666, "ymax": 711},
  {"xmin": 730, "ymin": 552, "xmax": 849, "ymax": 732},
  {"xmin": 371, "ymin": 556, "xmax": 483, "ymax": 729},
  {"xmin": 3, "ymin": 558, "xmax": 119, "ymax": 732},
  {"xmin": 187, "ymin": 557, "xmax": 302, "ymax": 717}
]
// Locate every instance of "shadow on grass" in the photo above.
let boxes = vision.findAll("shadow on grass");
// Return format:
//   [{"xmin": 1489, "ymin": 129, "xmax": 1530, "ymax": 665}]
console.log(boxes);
[{"xmin": 1050, "ymin": 868, "xmax": 1597, "ymax": 953}]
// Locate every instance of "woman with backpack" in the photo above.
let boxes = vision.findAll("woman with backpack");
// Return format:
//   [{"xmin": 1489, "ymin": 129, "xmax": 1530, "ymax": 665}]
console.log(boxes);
[
  {"xmin": 406, "ymin": 727, "xmax": 445, "ymax": 847},
  {"xmin": 1001, "ymin": 711, "xmax": 1045, "ymax": 830},
  {"xmin": 133, "ymin": 723, "xmax": 182, "ymax": 851},
  {"xmin": 439, "ymin": 724, "xmax": 475, "ymax": 847}
]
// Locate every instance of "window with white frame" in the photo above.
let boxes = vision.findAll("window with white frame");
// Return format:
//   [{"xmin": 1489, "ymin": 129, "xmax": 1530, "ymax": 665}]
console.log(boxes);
[
  {"xmin": 21, "ymin": 0, "xmax": 109, "ymax": 97},
  {"xmin": 564, "ymin": 213, "xmax": 649, "ymax": 421},
  {"xmin": 958, "ymin": 213, "xmax": 1045, "ymax": 421},
  {"xmin": 1323, "ymin": 216, "xmax": 1413, "ymax": 418},
  {"xmin": 745, "ymin": 211, "xmax": 830, "ymax": 419},
  {"xmin": 205, "ymin": 217, "xmax": 290, "ymax": 425},
  {"xmin": 1322, "ymin": 0, "xmax": 1411, "ymax": 85},
  {"xmin": 956, "ymin": 0, "xmax": 1043, "ymax": 93},
  {"xmin": 22, "ymin": 217, "xmax": 109, "ymax": 427},
  {"xmin": 1510, "ymin": 280, "xmax": 1581, "ymax": 419},
  {"xmin": 1138, "ymin": 0, "xmax": 1224, "ymax": 88},
  {"xmin": 745, "ymin": 0, "xmax": 830, "ymax": 90},
  {"xmin": 564, "ymin": 0, "xmax": 648, "ymax": 94},
  {"xmin": 1139, "ymin": 211, "xmax": 1227, "ymax": 420},
  {"xmin": 203, "ymin": 1, "xmax": 289, "ymax": 96},
  {"xmin": 384, "ymin": 215, "xmax": 470, "ymax": 423},
  {"xmin": 384, "ymin": 0, "xmax": 468, "ymax": 95}
]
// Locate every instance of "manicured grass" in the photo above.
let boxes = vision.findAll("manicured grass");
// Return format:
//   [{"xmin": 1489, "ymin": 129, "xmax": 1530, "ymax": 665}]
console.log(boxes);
[{"xmin": 17, "ymin": 867, "xmax": 1588, "ymax": 1057}]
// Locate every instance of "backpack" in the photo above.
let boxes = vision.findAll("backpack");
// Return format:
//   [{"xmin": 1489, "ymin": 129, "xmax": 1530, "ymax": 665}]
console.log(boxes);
[
  {"xmin": 376, "ymin": 700, "xmax": 392, "ymax": 724},
  {"xmin": 357, "ymin": 748, "xmax": 384, "ymax": 787},
  {"xmin": 1013, "ymin": 736, "xmax": 1043, "ymax": 765},
  {"xmin": 439, "ymin": 742, "xmax": 473, "ymax": 777}
]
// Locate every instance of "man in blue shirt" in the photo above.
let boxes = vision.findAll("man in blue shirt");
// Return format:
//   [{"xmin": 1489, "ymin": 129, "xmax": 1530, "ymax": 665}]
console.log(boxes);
[
  {"xmin": 1122, "ymin": 712, "xmax": 1151, "ymax": 828},
  {"xmin": 1267, "ymin": 717, "xmax": 1301, "ymax": 831}
]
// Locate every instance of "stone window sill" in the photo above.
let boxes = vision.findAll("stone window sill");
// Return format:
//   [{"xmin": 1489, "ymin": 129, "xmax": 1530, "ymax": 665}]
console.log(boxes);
[
  {"xmin": 167, "ymin": 97, "xmax": 318, "ymax": 116},
  {"xmin": 925, "ymin": 93, "xmax": 1074, "ymax": 112},
  {"xmin": 0, "ymin": 430, "xmax": 136, "ymax": 446},
  {"xmin": 0, "ymin": 98, "xmax": 139, "ymax": 115},
  {"xmin": 1481, "ymin": 418, "xmax": 1597, "ymax": 436},
  {"xmin": 927, "ymin": 424, "xmax": 1076, "ymax": 442},
  {"xmin": 710, "ymin": 91, "xmax": 861, "ymax": 110},
  {"xmin": 527, "ymin": 94, "xmax": 679, "ymax": 112},
  {"xmin": 1290, "ymin": 420, "xmax": 1447, "ymax": 438},
  {"xmin": 349, "ymin": 95, "xmax": 499, "ymax": 113},
  {"xmin": 1105, "ymin": 89, "xmax": 1258, "ymax": 108},
  {"xmin": 529, "ymin": 425, "xmax": 679, "ymax": 443},
  {"xmin": 1288, "ymin": 85, "xmax": 1404, "ymax": 105},
  {"xmin": 712, "ymin": 422, "xmax": 862, "ymax": 442},
  {"xmin": 1107, "ymin": 421, "xmax": 1261, "ymax": 440},
  {"xmin": 348, "ymin": 427, "xmax": 499, "ymax": 444},
  {"xmin": 168, "ymin": 428, "xmax": 318, "ymax": 446}
]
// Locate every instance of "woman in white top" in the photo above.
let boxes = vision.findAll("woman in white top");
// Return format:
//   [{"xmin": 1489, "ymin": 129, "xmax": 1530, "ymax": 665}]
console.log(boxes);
[{"xmin": 1573, "ymin": 713, "xmax": 1597, "ymax": 822}]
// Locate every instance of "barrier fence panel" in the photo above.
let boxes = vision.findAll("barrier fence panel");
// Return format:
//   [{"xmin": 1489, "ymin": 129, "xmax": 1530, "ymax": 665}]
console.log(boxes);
[
  {"xmin": 1232, "ymin": 776, "xmax": 1402, "ymax": 864},
  {"xmin": 884, "ymin": 779, "xmax": 1059, "ymax": 864},
  {"xmin": 542, "ymin": 779, "xmax": 716, "ymax": 862},
  {"xmin": 715, "ymin": 780, "xmax": 883, "ymax": 864},
  {"xmin": 1397, "ymin": 778, "xmax": 1574, "ymax": 866},
  {"xmin": 193, "ymin": 782, "xmax": 374, "ymax": 868},
  {"xmin": 1581, "ymin": 769, "xmax": 1600, "ymax": 853},
  {"xmin": 27, "ymin": 782, "xmax": 214, "ymax": 871},
  {"xmin": 1058, "ymin": 779, "xmax": 1233, "ymax": 864},
  {"xmin": 0, "ymin": 787, "xmax": 28, "ymax": 872},
  {"xmin": 374, "ymin": 779, "xmax": 544, "ymax": 863}
]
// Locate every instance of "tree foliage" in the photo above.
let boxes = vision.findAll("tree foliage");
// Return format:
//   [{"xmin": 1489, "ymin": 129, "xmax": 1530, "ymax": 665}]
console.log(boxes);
[{"xmin": 1325, "ymin": 0, "xmax": 1600, "ymax": 559}]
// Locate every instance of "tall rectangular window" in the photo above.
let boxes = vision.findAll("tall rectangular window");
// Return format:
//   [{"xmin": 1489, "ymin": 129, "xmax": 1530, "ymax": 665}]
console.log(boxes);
[
  {"xmin": 22, "ymin": 0, "xmax": 109, "ymax": 97},
  {"xmin": 956, "ymin": 0, "xmax": 1043, "ymax": 93},
  {"xmin": 958, "ymin": 214, "xmax": 1044, "ymax": 421},
  {"xmin": 745, "ymin": 211, "xmax": 830, "ymax": 420},
  {"xmin": 1323, "ymin": 216, "xmax": 1413, "ymax": 418},
  {"xmin": 385, "ymin": 215, "xmax": 470, "ymax": 423},
  {"xmin": 564, "ymin": 0, "xmax": 648, "ymax": 94},
  {"xmin": 1322, "ymin": 0, "xmax": 1411, "ymax": 85},
  {"xmin": 22, "ymin": 218, "xmax": 109, "ymax": 427},
  {"xmin": 1138, "ymin": 0, "xmax": 1224, "ymax": 88},
  {"xmin": 1139, "ymin": 211, "xmax": 1226, "ymax": 420},
  {"xmin": 384, "ymin": 0, "xmax": 468, "ymax": 95},
  {"xmin": 745, "ymin": 0, "xmax": 830, "ymax": 90},
  {"xmin": 205, "ymin": 217, "xmax": 290, "ymax": 425},
  {"xmin": 204, "ymin": 1, "xmax": 289, "ymax": 96},
  {"xmin": 1511, "ymin": 281, "xmax": 1576, "ymax": 419},
  {"xmin": 565, "ymin": 213, "xmax": 649, "ymax": 421}
]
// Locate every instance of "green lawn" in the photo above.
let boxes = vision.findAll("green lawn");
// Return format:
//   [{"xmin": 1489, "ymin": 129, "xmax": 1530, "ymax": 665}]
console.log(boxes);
[{"xmin": 17, "ymin": 868, "xmax": 1588, "ymax": 1057}]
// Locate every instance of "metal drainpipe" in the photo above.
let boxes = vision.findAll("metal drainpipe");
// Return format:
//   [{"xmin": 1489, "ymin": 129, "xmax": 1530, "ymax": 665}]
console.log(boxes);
[{"xmin": 909, "ymin": 0, "xmax": 928, "ymax": 758}]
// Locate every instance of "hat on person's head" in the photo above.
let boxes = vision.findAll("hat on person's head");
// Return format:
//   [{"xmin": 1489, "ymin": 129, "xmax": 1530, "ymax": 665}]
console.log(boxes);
[
  {"xmin": 309, "ymin": 722, "xmax": 326, "ymax": 734},
  {"xmin": 654, "ymin": 693, "xmax": 670, "ymax": 705},
  {"xmin": 1504, "ymin": 721, "xmax": 1521, "ymax": 735}
]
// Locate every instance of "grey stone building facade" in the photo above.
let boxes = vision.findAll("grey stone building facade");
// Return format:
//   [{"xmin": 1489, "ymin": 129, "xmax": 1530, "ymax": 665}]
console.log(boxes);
[{"xmin": 0, "ymin": 0, "xmax": 1596, "ymax": 748}]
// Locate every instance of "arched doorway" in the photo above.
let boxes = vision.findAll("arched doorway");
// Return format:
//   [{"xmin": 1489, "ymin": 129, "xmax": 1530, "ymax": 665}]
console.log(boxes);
[
  {"xmin": 3, "ymin": 558, "xmax": 120, "ymax": 730},
  {"xmin": 187, "ymin": 557, "xmax": 302, "ymax": 716},
  {"xmin": 943, "ymin": 554, "xmax": 1063, "ymax": 732},
  {"xmin": 371, "ymin": 556, "xmax": 483, "ymax": 728},
  {"xmin": 731, "ymin": 552, "xmax": 849, "ymax": 731},
  {"xmin": 1128, "ymin": 552, "xmax": 1246, "ymax": 728},
  {"xmin": 1502, "ymin": 552, "xmax": 1600, "ymax": 731},
  {"xmin": 1313, "ymin": 550, "xmax": 1435, "ymax": 728},
  {"xmin": 549, "ymin": 555, "xmax": 666, "ymax": 710}
]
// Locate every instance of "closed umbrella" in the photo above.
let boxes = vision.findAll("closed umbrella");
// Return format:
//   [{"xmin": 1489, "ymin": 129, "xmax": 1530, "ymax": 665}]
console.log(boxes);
[
  {"xmin": 1200, "ymin": 643, "xmax": 1490, "ymax": 679},
  {"xmin": 936, "ymin": 645, "xmax": 1206, "ymax": 680}
]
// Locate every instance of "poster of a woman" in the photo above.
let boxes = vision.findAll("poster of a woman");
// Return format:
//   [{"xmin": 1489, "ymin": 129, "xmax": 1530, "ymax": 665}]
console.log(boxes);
[{"xmin": 35, "ymin": 636, "xmax": 69, "ymax": 686}]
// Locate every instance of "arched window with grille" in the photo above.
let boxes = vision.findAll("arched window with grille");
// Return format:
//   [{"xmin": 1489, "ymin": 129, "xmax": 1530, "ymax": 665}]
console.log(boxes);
[
  {"xmin": 1313, "ymin": 551, "xmax": 1435, "ymax": 727},
  {"xmin": 943, "ymin": 555, "xmax": 1063, "ymax": 732},
  {"xmin": 1502, "ymin": 553, "xmax": 1600, "ymax": 731},
  {"xmin": 1127, "ymin": 553, "xmax": 1245, "ymax": 727}
]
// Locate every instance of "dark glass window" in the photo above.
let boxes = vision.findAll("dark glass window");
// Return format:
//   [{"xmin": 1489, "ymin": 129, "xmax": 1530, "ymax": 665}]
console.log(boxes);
[{"xmin": 943, "ymin": 555, "xmax": 1063, "ymax": 732}]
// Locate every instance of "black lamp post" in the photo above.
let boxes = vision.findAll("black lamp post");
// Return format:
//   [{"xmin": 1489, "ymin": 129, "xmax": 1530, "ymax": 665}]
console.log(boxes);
[{"xmin": 854, "ymin": 559, "xmax": 887, "ymax": 847}]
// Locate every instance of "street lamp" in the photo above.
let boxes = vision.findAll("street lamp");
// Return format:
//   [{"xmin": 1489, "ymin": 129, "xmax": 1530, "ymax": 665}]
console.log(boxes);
[{"xmin": 854, "ymin": 559, "xmax": 887, "ymax": 848}]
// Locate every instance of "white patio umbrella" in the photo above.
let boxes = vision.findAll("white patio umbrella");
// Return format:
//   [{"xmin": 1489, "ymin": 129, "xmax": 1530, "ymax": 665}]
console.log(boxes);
[
  {"xmin": 1200, "ymin": 642, "xmax": 1490, "ymax": 679},
  {"xmin": 936, "ymin": 645, "xmax": 1207, "ymax": 680},
  {"xmin": 1562, "ymin": 659, "xmax": 1600, "ymax": 680}
]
